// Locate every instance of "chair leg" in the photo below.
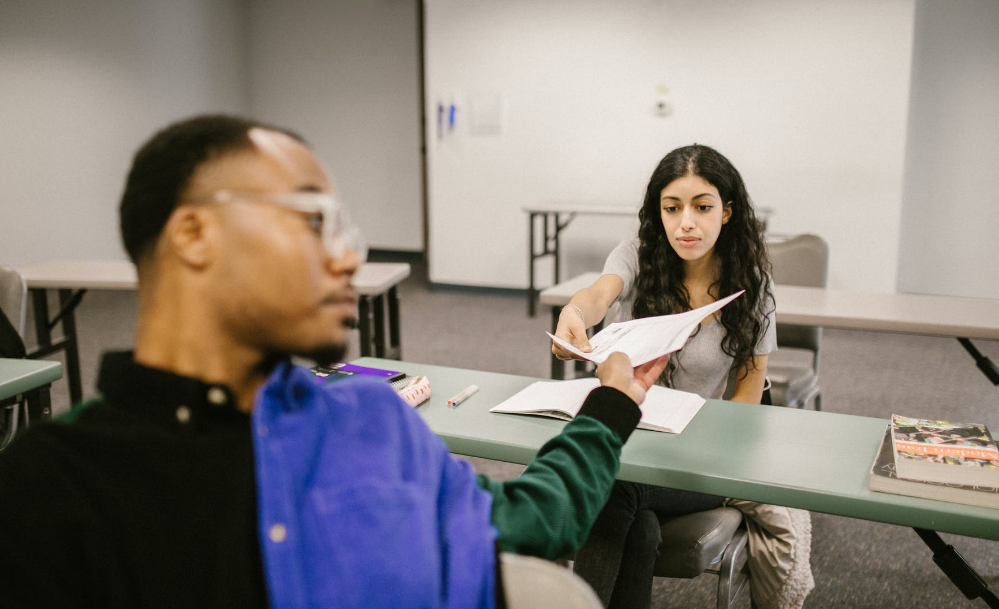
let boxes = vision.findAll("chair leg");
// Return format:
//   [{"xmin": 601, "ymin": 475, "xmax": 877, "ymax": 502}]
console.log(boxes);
[
  {"xmin": 716, "ymin": 529, "xmax": 750, "ymax": 609},
  {"xmin": 0, "ymin": 401, "xmax": 18, "ymax": 451},
  {"xmin": 814, "ymin": 392, "xmax": 822, "ymax": 411}
]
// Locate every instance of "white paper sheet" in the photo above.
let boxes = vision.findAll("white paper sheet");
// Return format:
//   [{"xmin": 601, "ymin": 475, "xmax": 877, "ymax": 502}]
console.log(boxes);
[{"xmin": 548, "ymin": 290, "xmax": 744, "ymax": 366}]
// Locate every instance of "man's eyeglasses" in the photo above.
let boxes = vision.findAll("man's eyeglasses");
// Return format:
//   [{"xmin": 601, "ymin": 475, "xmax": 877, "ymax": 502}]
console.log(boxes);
[{"xmin": 203, "ymin": 190, "xmax": 367, "ymax": 263}]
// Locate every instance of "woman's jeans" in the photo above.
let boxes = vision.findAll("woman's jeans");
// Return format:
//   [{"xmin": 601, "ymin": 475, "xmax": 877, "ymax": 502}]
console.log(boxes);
[{"xmin": 573, "ymin": 480, "xmax": 724, "ymax": 609}]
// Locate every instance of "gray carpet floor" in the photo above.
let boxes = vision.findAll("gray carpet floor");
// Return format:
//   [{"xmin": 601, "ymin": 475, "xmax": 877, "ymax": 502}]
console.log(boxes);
[{"xmin": 25, "ymin": 251, "xmax": 999, "ymax": 608}]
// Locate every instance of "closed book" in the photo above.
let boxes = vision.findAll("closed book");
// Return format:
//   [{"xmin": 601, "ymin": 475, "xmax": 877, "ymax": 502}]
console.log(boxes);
[
  {"xmin": 890, "ymin": 414, "xmax": 999, "ymax": 488},
  {"xmin": 870, "ymin": 427, "xmax": 999, "ymax": 510}
]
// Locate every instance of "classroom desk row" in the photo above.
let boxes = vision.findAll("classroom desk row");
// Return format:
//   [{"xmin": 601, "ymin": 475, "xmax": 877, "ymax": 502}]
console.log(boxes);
[
  {"xmin": 539, "ymin": 271, "xmax": 999, "ymax": 383},
  {"xmin": 355, "ymin": 356, "xmax": 999, "ymax": 606},
  {"xmin": 523, "ymin": 201, "xmax": 772, "ymax": 317},
  {"xmin": 20, "ymin": 260, "xmax": 410, "ymax": 405},
  {"xmin": 1, "ymin": 350, "xmax": 993, "ymax": 603}
]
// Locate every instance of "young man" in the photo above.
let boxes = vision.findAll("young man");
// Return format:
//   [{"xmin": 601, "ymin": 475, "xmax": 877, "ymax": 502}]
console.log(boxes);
[{"xmin": 0, "ymin": 115, "xmax": 667, "ymax": 608}]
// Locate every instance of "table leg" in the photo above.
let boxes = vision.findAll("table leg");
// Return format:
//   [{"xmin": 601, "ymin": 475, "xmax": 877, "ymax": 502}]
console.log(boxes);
[
  {"xmin": 553, "ymin": 214, "xmax": 561, "ymax": 288},
  {"xmin": 373, "ymin": 294, "xmax": 387, "ymax": 358},
  {"xmin": 914, "ymin": 528, "xmax": 998, "ymax": 607},
  {"xmin": 58, "ymin": 289, "xmax": 83, "ymax": 405},
  {"xmin": 528, "ymin": 210, "xmax": 574, "ymax": 318},
  {"xmin": 958, "ymin": 338, "xmax": 999, "ymax": 386},
  {"xmin": 387, "ymin": 286, "xmax": 402, "ymax": 360},
  {"xmin": 528, "ymin": 212, "xmax": 538, "ymax": 317},
  {"xmin": 24, "ymin": 385, "xmax": 52, "ymax": 424},
  {"xmin": 30, "ymin": 289, "xmax": 51, "ymax": 353},
  {"xmin": 358, "ymin": 296, "xmax": 373, "ymax": 357},
  {"xmin": 27, "ymin": 287, "xmax": 86, "ymax": 406}
]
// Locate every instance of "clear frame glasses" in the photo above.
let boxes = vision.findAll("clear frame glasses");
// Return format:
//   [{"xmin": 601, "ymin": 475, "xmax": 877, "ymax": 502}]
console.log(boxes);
[{"xmin": 205, "ymin": 190, "xmax": 368, "ymax": 263}]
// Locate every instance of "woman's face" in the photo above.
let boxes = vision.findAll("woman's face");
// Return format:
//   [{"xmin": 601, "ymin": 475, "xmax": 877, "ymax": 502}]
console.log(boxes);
[{"xmin": 659, "ymin": 174, "xmax": 731, "ymax": 264}]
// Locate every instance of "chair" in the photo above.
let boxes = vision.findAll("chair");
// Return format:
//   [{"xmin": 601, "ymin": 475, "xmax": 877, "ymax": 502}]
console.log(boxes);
[
  {"xmin": 559, "ymin": 507, "xmax": 750, "ymax": 609},
  {"xmin": 767, "ymin": 234, "xmax": 829, "ymax": 410},
  {"xmin": 651, "ymin": 507, "xmax": 751, "ymax": 609},
  {"xmin": 0, "ymin": 264, "xmax": 27, "ymax": 339},
  {"xmin": 501, "ymin": 552, "xmax": 602, "ymax": 609},
  {"xmin": 1, "ymin": 265, "xmax": 30, "ymax": 449},
  {"xmin": 645, "ymin": 231, "xmax": 830, "ymax": 606}
]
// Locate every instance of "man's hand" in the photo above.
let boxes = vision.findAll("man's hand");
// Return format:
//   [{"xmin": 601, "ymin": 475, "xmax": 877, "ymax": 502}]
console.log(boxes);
[{"xmin": 596, "ymin": 352, "xmax": 669, "ymax": 405}]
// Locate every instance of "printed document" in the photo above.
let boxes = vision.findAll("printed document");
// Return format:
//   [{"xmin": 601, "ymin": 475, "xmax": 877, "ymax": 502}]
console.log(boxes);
[{"xmin": 548, "ymin": 291, "xmax": 744, "ymax": 366}]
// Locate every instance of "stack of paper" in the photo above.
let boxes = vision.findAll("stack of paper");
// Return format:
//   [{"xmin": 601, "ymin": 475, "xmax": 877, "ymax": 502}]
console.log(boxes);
[{"xmin": 548, "ymin": 290, "xmax": 743, "ymax": 365}]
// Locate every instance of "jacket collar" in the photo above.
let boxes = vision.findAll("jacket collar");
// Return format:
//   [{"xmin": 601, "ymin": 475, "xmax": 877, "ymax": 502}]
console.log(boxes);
[{"xmin": 96, "ymin": 351, "xmax": 250, "ymax": 431}]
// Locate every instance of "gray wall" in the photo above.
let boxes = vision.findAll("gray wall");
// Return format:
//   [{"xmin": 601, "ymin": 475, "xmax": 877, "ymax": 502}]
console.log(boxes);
[
  {"xmin": 0, "ymin": 0, "xmax": 250, "ymax": 267},
  {"xmin": 0, "ymin": 0, "xmax": 422, "ymax": 270},
  {"xmin": 423, "ymin": 0, "xmax": 916, "ymax": 293},
  {"xmin": 247, "ymin": 0, "xmax": 424, "ymax": 252},
  {"xmin": 2, "ymin": 1, "xmax": 998, "ymax": 300},
  {"xmin": 897, "ymin": 0, "xmax": 999, "ymax": 299}
]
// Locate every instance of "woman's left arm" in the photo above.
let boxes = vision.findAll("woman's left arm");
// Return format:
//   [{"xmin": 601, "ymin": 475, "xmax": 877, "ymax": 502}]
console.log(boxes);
[{"xmin": 728, "ymin": 354, "xmax": 769, "ymax": 404}]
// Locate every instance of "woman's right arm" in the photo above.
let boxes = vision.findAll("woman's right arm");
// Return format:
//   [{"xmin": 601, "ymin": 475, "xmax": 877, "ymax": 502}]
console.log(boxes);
[{"xmin": 551, "ymin": 274, "xmax": 624, "ymax": 359}]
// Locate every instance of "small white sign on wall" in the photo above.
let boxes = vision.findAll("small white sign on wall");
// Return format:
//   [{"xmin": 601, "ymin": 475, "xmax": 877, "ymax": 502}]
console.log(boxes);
[{"xmin": 469, "ymin": 90, "xmax": 504, "ymax": 136}]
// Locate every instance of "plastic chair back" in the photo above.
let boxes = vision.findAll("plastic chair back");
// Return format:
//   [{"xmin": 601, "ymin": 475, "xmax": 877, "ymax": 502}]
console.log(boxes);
[
  {"xmin": 769, "ymin": 235, "xmax": 829, "ymax": 356},
  {"xmin": 501, "ymin": 553, "xmax": 602, "ymax": 609},
  {"xmin": 0, "ymin": 265, "xmax": 27, "ymax": 338}
]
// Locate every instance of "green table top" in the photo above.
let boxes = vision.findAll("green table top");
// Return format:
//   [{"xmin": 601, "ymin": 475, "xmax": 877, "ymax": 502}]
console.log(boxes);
[
  {"xmin": 354, "ymin": 357, "xmax": 999, "ymax": 541},
  {"xmin": 0, "ymin": 358, "xmax": 63, "ymax": 401}
]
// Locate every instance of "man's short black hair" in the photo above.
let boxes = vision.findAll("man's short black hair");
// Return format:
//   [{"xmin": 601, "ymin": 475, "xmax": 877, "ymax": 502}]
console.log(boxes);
[{"xmin": 118, "ymin": 114, "xmax": 306, "ymax": 264}]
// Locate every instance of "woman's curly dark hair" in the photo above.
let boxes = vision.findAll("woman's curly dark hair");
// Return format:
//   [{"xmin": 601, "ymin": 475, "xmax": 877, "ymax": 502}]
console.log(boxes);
[{"xmin": 633, "ymin": 144, "xmax": 772, "ymax": 378}]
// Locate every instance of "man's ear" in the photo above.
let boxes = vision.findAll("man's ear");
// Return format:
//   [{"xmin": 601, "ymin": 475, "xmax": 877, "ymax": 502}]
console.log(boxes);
[
  {"xmin": 722, "ymin": 202, "xmax": 733, "ymax": 225},
  {"xmin": 162, "ymin": 206, "xmax": 215, "ymax": 269}
]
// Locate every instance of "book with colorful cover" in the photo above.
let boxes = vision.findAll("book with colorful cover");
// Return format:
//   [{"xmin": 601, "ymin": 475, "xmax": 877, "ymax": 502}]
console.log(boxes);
[
  {"xmin": 870, "ymin": 427, "xmax": 999, "ymax": 510},
  {"xmin": 890, "ymin": 414, "xmax": 999, "ymax": 487}
]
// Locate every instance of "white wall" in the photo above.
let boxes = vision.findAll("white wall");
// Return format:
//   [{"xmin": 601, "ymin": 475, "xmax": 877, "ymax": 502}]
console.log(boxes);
[
  {"xmin": 897, "ymin": 0, "xmax": 999, "ymax": 300},
  {"xmin": 0, "ymin": 0, "xmax": 249, "ymax": 268},
  {"xmin": 424, "ymin": 0, "xmax": 916, "ymax": 292},
  {"xmin": 247, "ymin": 0, "xmax": 424, "ymax": 252}
]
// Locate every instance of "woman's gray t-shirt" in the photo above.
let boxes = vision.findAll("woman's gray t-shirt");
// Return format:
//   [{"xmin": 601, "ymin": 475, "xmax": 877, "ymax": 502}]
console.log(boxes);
[{"xmin": 601, "ymin": 237, "xmax": 777, "ymax": 399}]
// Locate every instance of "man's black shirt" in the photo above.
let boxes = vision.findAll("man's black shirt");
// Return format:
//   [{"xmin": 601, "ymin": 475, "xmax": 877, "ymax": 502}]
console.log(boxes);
[{"xmin": 0, "ymin": 352, "xmax": 269, "ymax": 608}]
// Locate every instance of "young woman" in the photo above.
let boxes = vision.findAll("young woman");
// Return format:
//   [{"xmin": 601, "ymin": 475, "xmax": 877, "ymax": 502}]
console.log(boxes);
[{"xmin": 552, "ymin": 144, "xmax": 776, "ymax": 608}]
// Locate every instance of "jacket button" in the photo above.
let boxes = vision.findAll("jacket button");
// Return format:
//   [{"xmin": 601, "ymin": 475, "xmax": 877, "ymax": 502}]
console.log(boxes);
[
  {"xmin": 207, "ymin": 387, "xmax": 227, "ymax": 406},
  {"xmin": 269, "ymin": 523, "xmax": 287, "ymax": 543}
]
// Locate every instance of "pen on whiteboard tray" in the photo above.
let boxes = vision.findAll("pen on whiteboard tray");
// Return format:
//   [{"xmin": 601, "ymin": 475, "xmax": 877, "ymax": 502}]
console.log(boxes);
[{"xmin": 447, "ymin": 384, "xmax": 479, "ymax": 407}]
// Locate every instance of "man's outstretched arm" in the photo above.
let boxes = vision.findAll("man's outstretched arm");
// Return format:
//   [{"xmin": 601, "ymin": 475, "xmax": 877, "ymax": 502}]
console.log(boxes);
[{"xmin": 476, "ymin": 353, "xmax": 668, "ymax": 559}]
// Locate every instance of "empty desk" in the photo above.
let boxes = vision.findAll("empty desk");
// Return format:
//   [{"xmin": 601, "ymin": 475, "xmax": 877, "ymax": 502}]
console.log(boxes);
[
  {"xmin": 353, "ymin": 262, "xmax": 410, "ymax": 360},
  {"xmin": 21, "ymin": 260, "xmax": 411, "ymax": 405},
  {"xmin": 22, "ymin": 260, "xmax": 136, "ymax": 405},
  {"xmin": 523, "ymin": 202, "xmax": 636, "ymax": 317},
  {"xmin": 775, "ymin": 285, "xmax": 999, "ymax": 385},
  {"xmin": 0, "ymin": 358, "xmax": 62, "ymax": 425}
]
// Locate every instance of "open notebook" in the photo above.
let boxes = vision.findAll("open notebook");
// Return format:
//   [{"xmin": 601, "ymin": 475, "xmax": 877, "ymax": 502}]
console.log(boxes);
[{"xmin": 490, "ymin": 378, "xmax": 705, "ymax": 434}]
